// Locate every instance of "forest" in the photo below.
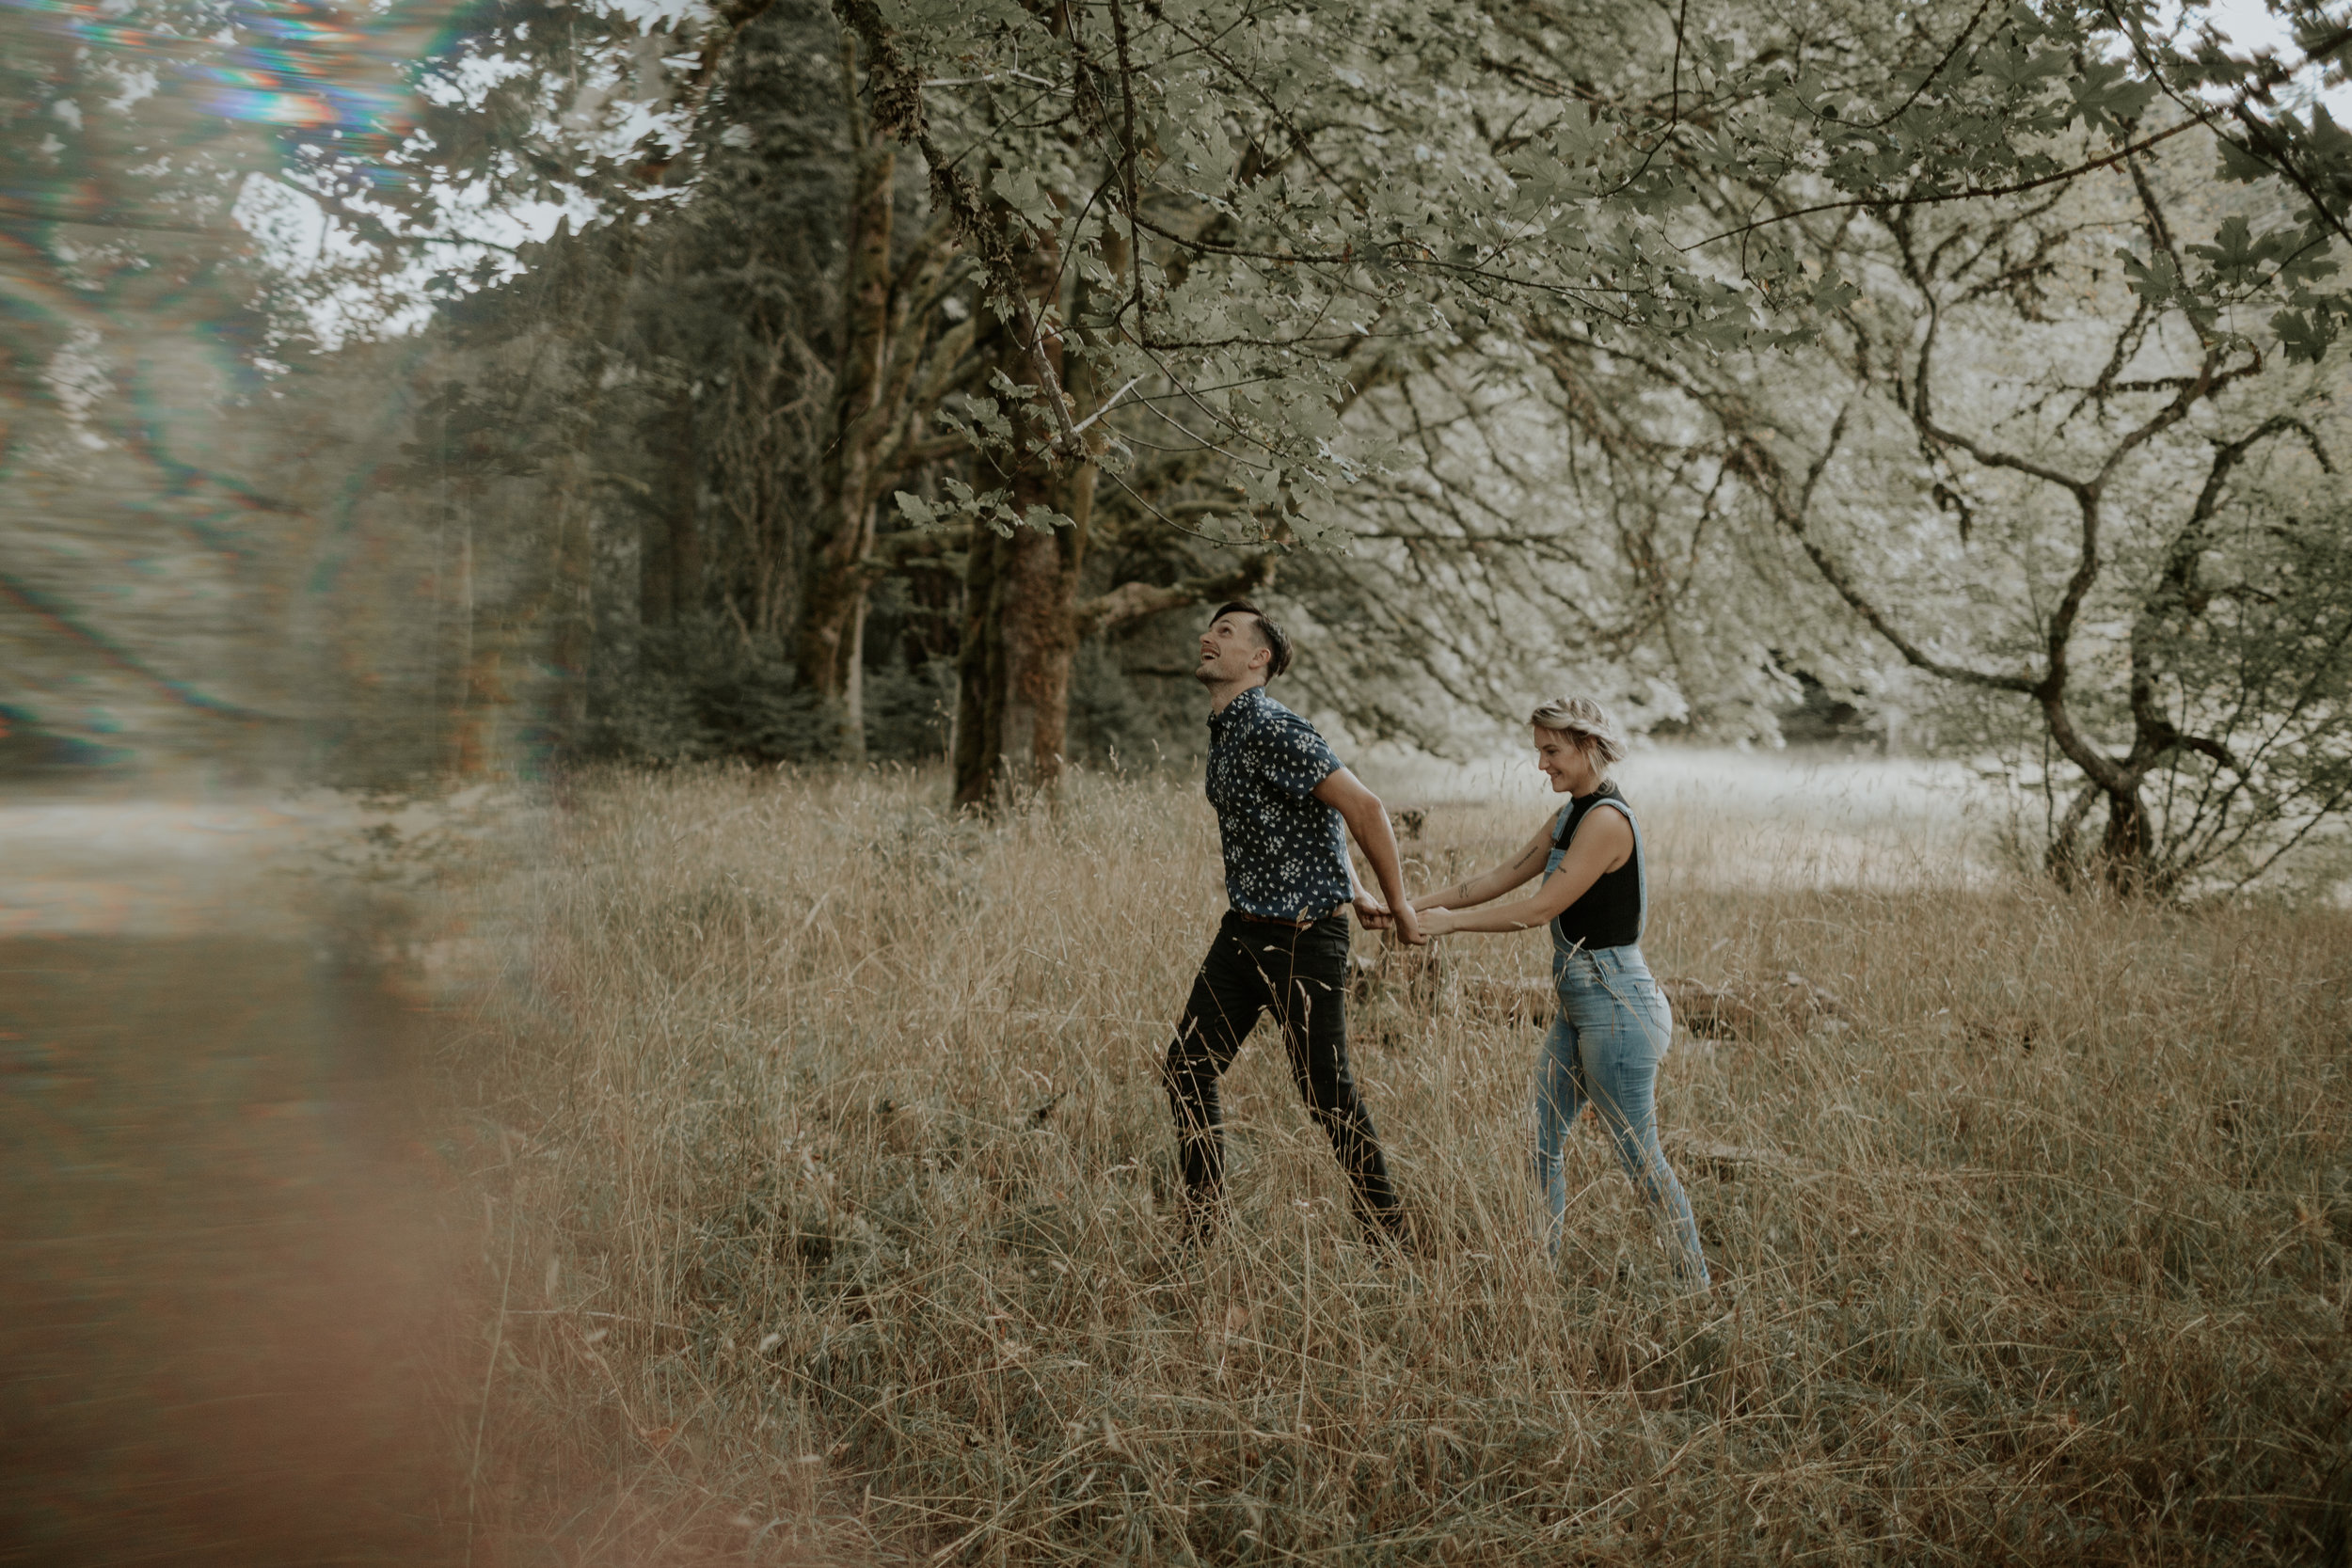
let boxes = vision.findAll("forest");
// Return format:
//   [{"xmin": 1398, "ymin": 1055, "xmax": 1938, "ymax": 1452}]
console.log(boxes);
[{"xmin": 8, "ymin": 0, "xmax": 2352, "ymax": 891}]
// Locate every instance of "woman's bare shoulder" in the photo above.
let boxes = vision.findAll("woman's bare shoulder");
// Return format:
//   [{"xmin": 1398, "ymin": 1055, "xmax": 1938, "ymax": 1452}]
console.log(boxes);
[{"xmin": 1567, "ymin": 799, "xmax": 1633, "ymax": 845}]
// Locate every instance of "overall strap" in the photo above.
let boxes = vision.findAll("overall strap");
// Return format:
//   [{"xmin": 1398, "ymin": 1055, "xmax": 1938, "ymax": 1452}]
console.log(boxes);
[{"xmin": 1563, "ymin": 790, "xmax": 1646, "ymax": 942}]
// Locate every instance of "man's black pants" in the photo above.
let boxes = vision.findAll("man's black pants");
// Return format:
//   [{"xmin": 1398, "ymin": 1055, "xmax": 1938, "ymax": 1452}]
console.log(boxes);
[{"xmin": 1163, "ymin": 911, "xmax": 1403, "ymax": 1235}]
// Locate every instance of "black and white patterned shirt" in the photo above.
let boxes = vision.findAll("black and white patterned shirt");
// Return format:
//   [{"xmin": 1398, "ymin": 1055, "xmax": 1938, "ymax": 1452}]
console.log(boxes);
[{"xmin": 1204, "ymin": 687, "xmax": 1352, "ymax": 921}]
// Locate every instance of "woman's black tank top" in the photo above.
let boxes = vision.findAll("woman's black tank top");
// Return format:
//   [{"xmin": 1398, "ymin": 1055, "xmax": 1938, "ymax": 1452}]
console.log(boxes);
[{"xmin": 1553, "ymin": 784, "xmax": 1643, "ymax": 951}]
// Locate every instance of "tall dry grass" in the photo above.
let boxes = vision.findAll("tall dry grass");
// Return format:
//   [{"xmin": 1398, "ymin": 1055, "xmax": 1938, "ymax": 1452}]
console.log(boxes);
[{"xmin": 422, "ymin": 763, "xmax": 2352, "ymax": 1565}]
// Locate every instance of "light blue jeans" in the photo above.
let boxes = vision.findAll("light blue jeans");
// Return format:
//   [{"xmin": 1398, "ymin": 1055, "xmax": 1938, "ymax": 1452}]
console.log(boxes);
[{"xmin": 1537, "ymin": 944, "xmax": 1709, "ymax": 1287}]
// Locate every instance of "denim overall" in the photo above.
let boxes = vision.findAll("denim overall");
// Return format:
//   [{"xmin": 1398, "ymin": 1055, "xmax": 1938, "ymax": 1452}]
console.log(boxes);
[{"xmin": 1537, "ymin": 795, "xmax": 1709, "ymax": 1287}]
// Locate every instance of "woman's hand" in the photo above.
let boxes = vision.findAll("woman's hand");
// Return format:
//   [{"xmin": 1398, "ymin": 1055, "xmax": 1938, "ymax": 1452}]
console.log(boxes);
[
  {"xmin": 1417, "ymin": 907, "xmax": 1456, "ymax": 937},
  {"xmin": 1351, "ymin": 890, "xmax": 1394, "ymax": 930}
]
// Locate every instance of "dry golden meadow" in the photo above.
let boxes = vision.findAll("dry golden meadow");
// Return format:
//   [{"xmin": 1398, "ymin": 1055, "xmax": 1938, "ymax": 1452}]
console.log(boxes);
[{"xmin": 417, "ymin": 761, "xmax": 2352, "ymax": 1566}]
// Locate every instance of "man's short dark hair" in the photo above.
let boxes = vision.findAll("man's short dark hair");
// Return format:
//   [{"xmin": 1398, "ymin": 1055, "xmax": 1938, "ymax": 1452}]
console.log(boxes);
[{"xmin": 1213, "ymin": 600, "xmax": 1293, "ymax": 680}]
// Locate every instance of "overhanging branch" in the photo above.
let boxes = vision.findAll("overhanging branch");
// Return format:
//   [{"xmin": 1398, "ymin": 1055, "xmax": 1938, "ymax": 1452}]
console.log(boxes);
[
  {"xmin": 1730, "ymin": 426, "xmax": 2037, "ymax": 696},
  {"xmin": 1073, "ymin": 555, "xmax": 1277, "ymax": 638}
]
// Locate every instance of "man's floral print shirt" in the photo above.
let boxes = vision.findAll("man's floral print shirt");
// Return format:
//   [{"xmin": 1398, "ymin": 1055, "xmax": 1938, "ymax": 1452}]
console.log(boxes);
[{"xmin": 1204, "ymin": 686, "xmax": 1351, "ymax": 921}]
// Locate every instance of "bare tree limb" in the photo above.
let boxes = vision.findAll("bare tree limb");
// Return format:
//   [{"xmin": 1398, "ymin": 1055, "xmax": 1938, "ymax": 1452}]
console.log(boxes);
[
  {"xmin": 1730, "ymin": 422, "xmax": 2038, "ymax": 695},
  {"xmin": 1072, "ymin": 554, "xmax": 1276, "ymax": 638}
]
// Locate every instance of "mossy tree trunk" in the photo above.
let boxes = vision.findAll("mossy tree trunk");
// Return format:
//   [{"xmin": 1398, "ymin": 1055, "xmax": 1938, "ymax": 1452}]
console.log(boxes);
[
  {"xmin": 639, "ymin": 392, "xmax": 698, "ymax": 627},
  {"xmin": 791, "ymin": 40, "xmax": 978, "ymax": 757},
  {"xmin": 948, "ymin": 288, "xmax": 1276, "ymax": 805}
]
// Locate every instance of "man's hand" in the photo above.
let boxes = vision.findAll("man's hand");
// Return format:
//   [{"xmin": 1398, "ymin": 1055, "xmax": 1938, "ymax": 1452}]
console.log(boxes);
[
  {"xmin": 1316, "ymin": 767, "xmax": 1422, "ymax": 948},
  {"xmin": 1395, "ymin": 903, "xmax": 1430, "ymax": 944}
]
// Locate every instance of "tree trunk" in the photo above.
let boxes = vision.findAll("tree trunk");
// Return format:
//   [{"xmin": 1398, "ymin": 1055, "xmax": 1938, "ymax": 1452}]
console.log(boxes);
[
  {"xmin": 792, "ymin": 41, "xmax": 901, "ymax": 757},
  {"xmin": 794, "ymin": 502, "xmax": 876, "ymax": 757},
  {"xmin": 949, "ymin": 225, "xmax": 1096, "ymax": 807},
  {"xmin": 995, "ymin": 461, "xmax": 1095, "ymax": 798},
  {"xmin": 941, "ymin": 149, "xmax": 1282, "ymax": 807},
  {"xmin": 949, "ymin": 522, "xmax": 999, "ymax": 805},
  {"xmin": 639, "ymin": 508, "xmax": 674, "ymax": 629},
  {"xmin": 949, "ymin": 492, "xmax": 1091, "ymax": 807},
  {"xmin": 2100, "ymin": 787, "xmax": 2153, "ymax": 882},
  {"xmin": 546, "ymin": 471, "xmax": 595, "ymax": 758},
  {"xmin": 641, "ymin": 394, "xmax": 697, "ymax": 626},
  {"xmin": 2048, "ymin": 781, "xmax": 2157, "ymax": 893},
  {"xmin": 843, "ymin": 592, "xmax": 867, "ymax": 742},
  {"xmin": 443, "ymin": 509, "xmax": 478, "ymax": 774}
]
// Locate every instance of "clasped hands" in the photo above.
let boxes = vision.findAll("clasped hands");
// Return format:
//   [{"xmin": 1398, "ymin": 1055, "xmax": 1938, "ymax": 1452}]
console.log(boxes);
[{"xmin": 1351, "ymin": 892, "xmax": 1434, "ymax": 943}]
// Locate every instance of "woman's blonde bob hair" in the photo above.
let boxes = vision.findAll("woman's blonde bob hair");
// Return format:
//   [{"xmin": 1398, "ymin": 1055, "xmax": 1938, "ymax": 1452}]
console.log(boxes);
[{"xmin": 1529, "ymin": 695, "xmax": 1627, "ymax": 768}]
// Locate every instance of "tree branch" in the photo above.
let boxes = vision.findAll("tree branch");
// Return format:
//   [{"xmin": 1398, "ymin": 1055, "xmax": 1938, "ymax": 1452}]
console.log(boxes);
[
  {"xmin": 1072, "ymin": 554, "xmax": 1276, "ymax": 638},
  {"xmin": 1688, "ymin": 119, "xmax": 2203, "ymax": 251},
  {"xmin": 1731, "ymin": 421, "xmax": 2038, "ymax": 695},
  {"xmin": 2125, "ymin": 413, "xmax": 2331, "ymax": 775}
]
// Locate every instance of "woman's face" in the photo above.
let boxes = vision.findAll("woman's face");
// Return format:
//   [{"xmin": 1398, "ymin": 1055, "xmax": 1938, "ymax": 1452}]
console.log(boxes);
[{"xmin": 1533, "ymin": 727, "xmax": 1597, "ymax": 794}]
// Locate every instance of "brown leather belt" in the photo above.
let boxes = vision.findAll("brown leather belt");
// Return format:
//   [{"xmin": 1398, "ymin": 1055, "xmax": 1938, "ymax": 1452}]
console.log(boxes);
[{"xmin": 1232, "ymin": 907, "xmax": 1333, "ymax": 928}]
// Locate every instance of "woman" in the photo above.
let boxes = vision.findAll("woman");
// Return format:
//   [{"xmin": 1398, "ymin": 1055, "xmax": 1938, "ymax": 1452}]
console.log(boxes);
[{"xmin": 1413, "ymin": 697, "xmax": 1708, "ymax": 1288}]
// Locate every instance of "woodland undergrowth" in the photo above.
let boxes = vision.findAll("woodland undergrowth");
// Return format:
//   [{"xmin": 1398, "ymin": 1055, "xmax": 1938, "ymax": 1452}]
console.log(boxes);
[{"xmin": 418, "ymin": 765, "xmax": 2352, "ymax": 1566}]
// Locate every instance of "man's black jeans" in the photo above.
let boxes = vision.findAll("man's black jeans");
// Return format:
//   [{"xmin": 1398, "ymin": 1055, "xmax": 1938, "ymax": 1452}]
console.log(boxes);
[{"xmin": 1163, "ymin": 911, "xmax": 1403, "ymax": 1237}]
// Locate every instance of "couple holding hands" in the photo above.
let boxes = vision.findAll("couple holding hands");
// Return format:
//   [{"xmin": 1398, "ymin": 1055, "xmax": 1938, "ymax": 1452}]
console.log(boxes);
[{"xmin": 1162, "ymin": 602, "xmax": 1708, "ymax": 1290}]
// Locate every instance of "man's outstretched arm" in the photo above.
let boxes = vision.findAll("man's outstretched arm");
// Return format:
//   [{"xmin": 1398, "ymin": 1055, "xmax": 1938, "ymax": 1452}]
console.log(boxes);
[{"xmin": 1313, "ymin": 768, "xmax": 1425, "ymax": 944}]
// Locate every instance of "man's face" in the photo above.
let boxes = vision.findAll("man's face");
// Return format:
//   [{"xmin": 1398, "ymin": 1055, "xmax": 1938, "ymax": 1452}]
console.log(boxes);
[{"xmin": 1195, "ymin": 612, "xmax": 1271, "ymax": 687}]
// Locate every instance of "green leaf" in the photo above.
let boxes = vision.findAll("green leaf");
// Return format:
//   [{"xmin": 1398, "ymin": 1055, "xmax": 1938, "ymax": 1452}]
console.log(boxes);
[
  {"xmin": 2273, "ymin": 307, "xmax": 2340, "ymax": 364},
  {"xmin": 2215, "ymin": 136, "xmax": 2273, "ymax": 184},
  {"xmin": 1977, "ymin": 41, "xmax": 2067, "ymax": 94},
  {"xmin": 2185, "ymin": 215, "xmax": 2280, "ymax": 288},
  {"xmin": 2119, "ymin": 247, "xmax": 2184, "ymax": 305},
  {"xmin": 2068, "ymin": 58, "xmax": 2158, "ymax": 133},
  {"xmin": 990, "ymin": 166, "xmax": 1057, "ymax": 232}
]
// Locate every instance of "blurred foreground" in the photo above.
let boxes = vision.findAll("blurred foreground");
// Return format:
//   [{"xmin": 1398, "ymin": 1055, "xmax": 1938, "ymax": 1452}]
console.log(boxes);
[
  {"xmin": 0, "ymin": 788, "xmax": 481, "ymax": 1565},
  {"xmin": 1, "ymin": 935, "xmax": 461, "ymax": 1564}
]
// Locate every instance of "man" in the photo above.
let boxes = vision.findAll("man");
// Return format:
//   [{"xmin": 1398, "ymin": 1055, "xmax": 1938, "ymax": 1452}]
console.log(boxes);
[{"xmin": 1163, "ymin": 601, "xmax": 1423, "ymax": 1247}]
